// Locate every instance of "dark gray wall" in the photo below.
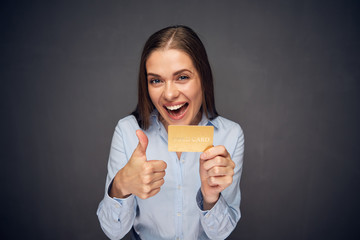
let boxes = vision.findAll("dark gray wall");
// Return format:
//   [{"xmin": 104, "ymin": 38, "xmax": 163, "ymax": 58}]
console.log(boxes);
[{"xmin": 2, "ymin": 0, "xmax": 359, "ymax": 239}]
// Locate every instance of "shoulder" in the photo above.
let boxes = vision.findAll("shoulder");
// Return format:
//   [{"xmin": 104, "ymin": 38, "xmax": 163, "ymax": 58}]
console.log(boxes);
[
  {"xmin": 212, "ymin": 116, "xmax": 244, "ymax": 158},
  {"xmin": 116, "ymin": 115, "xmax": 139, "ymax": 130},
  {"xmin": 112, "ymin": 115, "xmax": 142, "ymax": 151},
  {"xmin": 212, "ymin": 116, "xmax": 243, "ymax": 137},
  {"xmin": 113, "ymin": 115, "xmax": 141, "ymax": 139}
]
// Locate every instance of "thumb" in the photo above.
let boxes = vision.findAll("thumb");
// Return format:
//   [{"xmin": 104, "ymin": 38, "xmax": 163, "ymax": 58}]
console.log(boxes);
[{"xmin": 135, "ymin": 129, "xmax": 148, "ymax": 156}]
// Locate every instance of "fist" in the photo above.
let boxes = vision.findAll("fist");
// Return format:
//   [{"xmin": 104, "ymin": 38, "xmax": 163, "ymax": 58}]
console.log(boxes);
[{"xmin": 199, "ymin": 145, "xmax": 235, "ymax": 208}]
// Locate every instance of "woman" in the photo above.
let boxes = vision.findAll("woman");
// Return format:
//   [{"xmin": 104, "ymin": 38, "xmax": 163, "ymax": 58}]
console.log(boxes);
[{"xmin": 97, "ymin": 25, "xmax": 244, "ymax": 240}]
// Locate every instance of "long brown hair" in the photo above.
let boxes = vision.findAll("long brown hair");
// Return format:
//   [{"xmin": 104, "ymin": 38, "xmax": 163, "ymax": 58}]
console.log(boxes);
[{"xmin": 132, "ymin": 25, "xmax": 218, "ymax": 129}]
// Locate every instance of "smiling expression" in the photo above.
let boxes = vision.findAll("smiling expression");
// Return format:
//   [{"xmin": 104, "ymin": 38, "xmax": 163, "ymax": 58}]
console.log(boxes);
[{"xmin": 146, "ymin": 49, "xmax": 203, "ymax": 131}]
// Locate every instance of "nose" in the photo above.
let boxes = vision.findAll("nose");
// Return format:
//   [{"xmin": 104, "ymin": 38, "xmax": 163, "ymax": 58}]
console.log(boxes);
[{"xmin": 163, "ymin": 81, "xmax": 180, "ymax": 101}]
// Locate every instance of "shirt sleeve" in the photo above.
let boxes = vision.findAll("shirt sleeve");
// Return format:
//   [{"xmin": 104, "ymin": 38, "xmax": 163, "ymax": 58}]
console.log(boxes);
[
  {"xmin": 197, "ymin": 124, "xmax": 245, "ymax": 239},
  {"xmin": 96, "ymin": 121, "xmax": 138, "ymax": 240}
]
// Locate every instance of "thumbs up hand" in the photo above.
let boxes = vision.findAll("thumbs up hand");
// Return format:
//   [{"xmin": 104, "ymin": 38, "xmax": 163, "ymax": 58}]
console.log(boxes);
[{"xmin": 110, "ymin": 130, "xmax": 167, "ymax": 199}]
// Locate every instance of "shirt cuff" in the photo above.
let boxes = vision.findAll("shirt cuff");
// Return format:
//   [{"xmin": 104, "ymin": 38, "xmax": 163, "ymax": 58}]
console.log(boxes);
[
  {"xmin": 196, "ymin": 189, "xmax": 228, "ymax": 221},
  {"xmin": 103, "ymin": 179, "xmax": 136, "ymax": 220}
]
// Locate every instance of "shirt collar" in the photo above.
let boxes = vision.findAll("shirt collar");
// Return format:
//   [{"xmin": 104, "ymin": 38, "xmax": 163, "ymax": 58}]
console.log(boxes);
[
  {"xmin": 198, "ymin": 112, "xmax": 218, "ymax": 129},
  {"xmin": 150, "ymin": 110, "xmax": 219, "ymax": 130},
  {"xmin": 150, "ymin": 109, "xmax": 162, "ymax": 131}
]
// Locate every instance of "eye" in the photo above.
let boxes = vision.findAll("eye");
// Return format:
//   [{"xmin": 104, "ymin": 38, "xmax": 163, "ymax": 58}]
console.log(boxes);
[
  {"xmin": 178, "ymin": 75, "xmax": 189, "ymax": 81},
  {"xmin": 149, "ymin": 79, "xmax": 162, "ymax": 85}
]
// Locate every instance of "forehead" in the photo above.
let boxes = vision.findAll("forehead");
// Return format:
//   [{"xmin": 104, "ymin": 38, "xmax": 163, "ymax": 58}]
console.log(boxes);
[{"xmin": 146, "ymin": 49, "xmax": 197, "ymax": 74}]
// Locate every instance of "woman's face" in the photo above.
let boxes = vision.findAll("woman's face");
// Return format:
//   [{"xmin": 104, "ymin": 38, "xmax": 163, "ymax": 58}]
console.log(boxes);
[{"xmin": 146, "ymin": 49, "xmax": 203, "ymax": 130}]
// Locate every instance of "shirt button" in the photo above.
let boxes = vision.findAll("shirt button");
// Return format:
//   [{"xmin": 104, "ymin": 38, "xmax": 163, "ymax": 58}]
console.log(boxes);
[
  {"xmin": 114, "ymin": 204, "xmax": 120, "ymax": 208},
  {"xmin": 177, "ymin": 185, "xmax": 181, "ymax": 190},
  {"xmin": 177, "ymin": 212, "xmax": 181, "ymax": 217}
]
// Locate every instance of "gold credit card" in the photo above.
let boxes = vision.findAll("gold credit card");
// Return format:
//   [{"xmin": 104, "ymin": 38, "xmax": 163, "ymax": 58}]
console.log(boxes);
[{"xmin": 168, "ymin": 125, "xmax": 214, "ymax": 152}]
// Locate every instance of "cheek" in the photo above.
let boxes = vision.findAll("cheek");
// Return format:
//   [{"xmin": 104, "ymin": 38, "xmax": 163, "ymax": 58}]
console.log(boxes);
[
  {"xmin": 186, "ymin": 83, "xmax": 202, "ymax": 106},
  {"xmin": 194, "ymin": 92, "xmax": 203, "ymax": 110},
  {"xmin": 148, "ymin": 90, "xmax": 155, "ymax": 105},
  {"xmin": 148, "ymin": 88, "xmax": 160, "ymax": 106}
]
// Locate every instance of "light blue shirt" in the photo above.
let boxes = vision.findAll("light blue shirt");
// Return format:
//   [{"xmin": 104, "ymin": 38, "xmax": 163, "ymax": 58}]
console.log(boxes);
[{"xmin": 97, "ymin": 111, "xmax": 244, "ymax": 240}]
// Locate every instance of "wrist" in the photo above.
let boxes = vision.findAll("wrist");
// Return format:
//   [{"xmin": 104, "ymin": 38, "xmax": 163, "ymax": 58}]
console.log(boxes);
[
  {"xmin": 200, "ymin": 188, "xmax": 219, "ymax": 210},
  {"xmin": 110, "ymin": 169, "xmax": 131, "ymax": 198}
]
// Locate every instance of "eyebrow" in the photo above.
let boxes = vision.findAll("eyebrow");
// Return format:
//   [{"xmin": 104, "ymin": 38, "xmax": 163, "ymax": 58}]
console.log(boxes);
[{"xmin": 147, "ymin": 69, "xmax": 193, "ymax": 78}]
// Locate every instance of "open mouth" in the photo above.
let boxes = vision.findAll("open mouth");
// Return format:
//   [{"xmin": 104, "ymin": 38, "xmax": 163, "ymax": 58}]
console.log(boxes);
[{"xmin": 164, "ymin": 103, "xmax": 189, "ymax": 118}]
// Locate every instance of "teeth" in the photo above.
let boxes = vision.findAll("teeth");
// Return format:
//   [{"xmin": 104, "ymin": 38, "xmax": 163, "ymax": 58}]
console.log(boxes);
[{"xmin": 166, "ymin": 103, "xmax": 186, "ymax": 111}]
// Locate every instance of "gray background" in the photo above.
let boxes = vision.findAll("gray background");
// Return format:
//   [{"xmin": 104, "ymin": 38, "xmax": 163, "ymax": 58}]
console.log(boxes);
[{"xmin": 1, "ymin": 0, "xmax": 359, "ymax": 239}]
